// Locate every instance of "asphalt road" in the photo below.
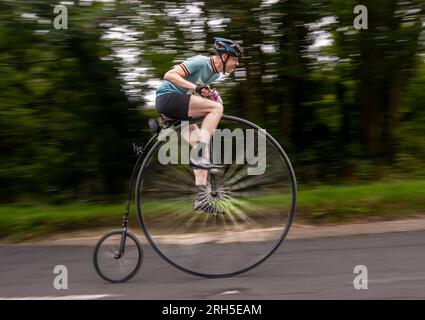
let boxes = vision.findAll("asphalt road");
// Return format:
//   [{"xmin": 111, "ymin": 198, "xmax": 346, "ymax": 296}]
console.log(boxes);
[{"xmin": 1, "ymin": 230, "xmax": 424, "ymax": 299}]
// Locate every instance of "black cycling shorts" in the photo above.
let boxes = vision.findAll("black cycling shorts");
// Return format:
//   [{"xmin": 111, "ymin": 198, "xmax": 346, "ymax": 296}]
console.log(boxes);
[{"xmin": 155, "ymin": 93, "xmax": 192, "ymax": 120}]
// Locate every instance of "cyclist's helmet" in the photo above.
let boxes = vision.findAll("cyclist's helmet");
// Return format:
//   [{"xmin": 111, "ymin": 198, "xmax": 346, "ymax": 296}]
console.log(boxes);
[{"xmin": 213, "ymin": 37, "xmax": 243, "ymax": 58}]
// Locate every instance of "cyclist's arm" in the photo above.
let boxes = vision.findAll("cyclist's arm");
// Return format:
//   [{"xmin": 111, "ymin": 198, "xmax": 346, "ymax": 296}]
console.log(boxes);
[{"xmin": 164, "ymin": 66, "xmax": 197, "ymax": 91}]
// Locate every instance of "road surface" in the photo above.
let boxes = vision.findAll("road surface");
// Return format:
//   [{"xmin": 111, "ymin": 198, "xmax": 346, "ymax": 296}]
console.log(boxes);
[{"xmin": 1, "ymin": 230, "xmax": 424, "ymax": 299}]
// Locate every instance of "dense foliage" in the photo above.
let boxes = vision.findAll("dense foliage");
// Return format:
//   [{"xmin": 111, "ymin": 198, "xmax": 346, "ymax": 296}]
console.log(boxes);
[{"xmin": 1, "ymin": 0, "xmax": 424, "ymax": 203}]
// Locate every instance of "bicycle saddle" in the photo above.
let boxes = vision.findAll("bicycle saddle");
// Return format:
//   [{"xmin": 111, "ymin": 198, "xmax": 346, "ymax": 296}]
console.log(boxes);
[{"xmin": 148, "ymin": 114, "xmax": 176, "ymax": 133}]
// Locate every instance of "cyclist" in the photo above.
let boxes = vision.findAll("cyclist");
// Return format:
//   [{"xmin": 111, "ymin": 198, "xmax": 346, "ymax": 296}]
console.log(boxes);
[{"xmin": 155, "ymin": 37, "xmax": 243, "ymax": 215}]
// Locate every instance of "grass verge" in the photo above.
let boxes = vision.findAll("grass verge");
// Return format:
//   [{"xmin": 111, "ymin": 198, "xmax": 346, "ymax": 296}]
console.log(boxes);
[{"xmin": 1, "ymin": 180, "xmax": 424, "ymax": 241}]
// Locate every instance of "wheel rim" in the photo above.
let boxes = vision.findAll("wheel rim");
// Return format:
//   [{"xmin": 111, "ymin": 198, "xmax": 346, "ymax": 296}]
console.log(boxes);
[
  {"xmin": 93, "ymin": 231, "xmax": 143, "ymax": 283},
  {"xmin": 136, "ymin": 115, "xmax": 296, "ymax": 278}
]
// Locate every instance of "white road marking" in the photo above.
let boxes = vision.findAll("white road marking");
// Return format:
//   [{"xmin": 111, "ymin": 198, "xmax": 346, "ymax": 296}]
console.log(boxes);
[
  {"xmin": 220, "ymin": 290, "xmax": 241, "ymax": 295},
  {"xmin": 0, "ymin": 294, "xmax": 119, "ymax": 300}
]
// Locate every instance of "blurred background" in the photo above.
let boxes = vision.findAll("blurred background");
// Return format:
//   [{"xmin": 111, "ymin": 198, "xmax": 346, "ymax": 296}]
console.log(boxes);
[{"xmin": 1, "ymin": 0, "xmax": 425, "ymax": 241}]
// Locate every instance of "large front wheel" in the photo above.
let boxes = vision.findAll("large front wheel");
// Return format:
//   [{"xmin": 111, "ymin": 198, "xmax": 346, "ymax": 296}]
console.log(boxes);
[{"xmin": 136, "ymin": 115, "xmax": 296, "ymax": 278}]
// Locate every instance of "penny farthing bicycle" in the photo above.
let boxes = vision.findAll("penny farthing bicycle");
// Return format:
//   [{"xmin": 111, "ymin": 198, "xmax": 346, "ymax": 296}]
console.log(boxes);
[{"xmin": 93, "ymin": 114, "xmax": 297, "ymax": 282}]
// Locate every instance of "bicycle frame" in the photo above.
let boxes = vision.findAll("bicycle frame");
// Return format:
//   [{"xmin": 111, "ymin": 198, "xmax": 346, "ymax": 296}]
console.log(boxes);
[{"xmin": 94, "ymin": 114, "xmax": 297, "ymax": 280}]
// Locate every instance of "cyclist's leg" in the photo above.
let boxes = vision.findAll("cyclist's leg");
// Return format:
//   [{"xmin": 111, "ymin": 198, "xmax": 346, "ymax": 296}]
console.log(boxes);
[
  {"xmin": 181, "ymin": 124, "xmax": 200, "ymax": 147},
  {"xmin": 187, "ymin": 95, "xmax": 223, "ymax": 186},
  {"xmin": 188, "ymin": 95, "xmax": 223, "ymax": 140},
  {"xmin": 181, "ymin": 123, "xmax": 208, "ymax": 185}
]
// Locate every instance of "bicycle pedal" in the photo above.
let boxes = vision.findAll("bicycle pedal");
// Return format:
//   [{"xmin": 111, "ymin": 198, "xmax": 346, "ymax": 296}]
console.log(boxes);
[
  {"xmin": 210, "ymin": 167, "xmax": 224, "ymax": 174},
  {"xmin": 189, "ymin": 163, "xmax": 224, "ymax": 172}
]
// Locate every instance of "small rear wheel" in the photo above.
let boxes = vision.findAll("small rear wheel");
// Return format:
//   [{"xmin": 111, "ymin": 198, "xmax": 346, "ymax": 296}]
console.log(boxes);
[{"xmin": 93, "ymin": 230, "xmax": 143, "ymax": 283}]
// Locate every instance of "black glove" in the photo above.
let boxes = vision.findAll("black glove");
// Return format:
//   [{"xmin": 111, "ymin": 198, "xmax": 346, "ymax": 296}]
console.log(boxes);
[{"xmin": 195, "ymin": 84, "xmax": 209, "ymax": 96}]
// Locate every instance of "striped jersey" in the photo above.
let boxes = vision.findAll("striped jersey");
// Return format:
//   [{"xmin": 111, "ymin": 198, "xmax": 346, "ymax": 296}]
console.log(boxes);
[{"xmin": 156, "ymin": 55, "xmax": 221, "ymax": 97}]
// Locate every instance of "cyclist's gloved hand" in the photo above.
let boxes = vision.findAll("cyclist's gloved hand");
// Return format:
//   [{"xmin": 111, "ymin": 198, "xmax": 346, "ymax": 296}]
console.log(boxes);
[{"xmin": 195, "ymin": 84, "xmax": 210, "ymax": 97}]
